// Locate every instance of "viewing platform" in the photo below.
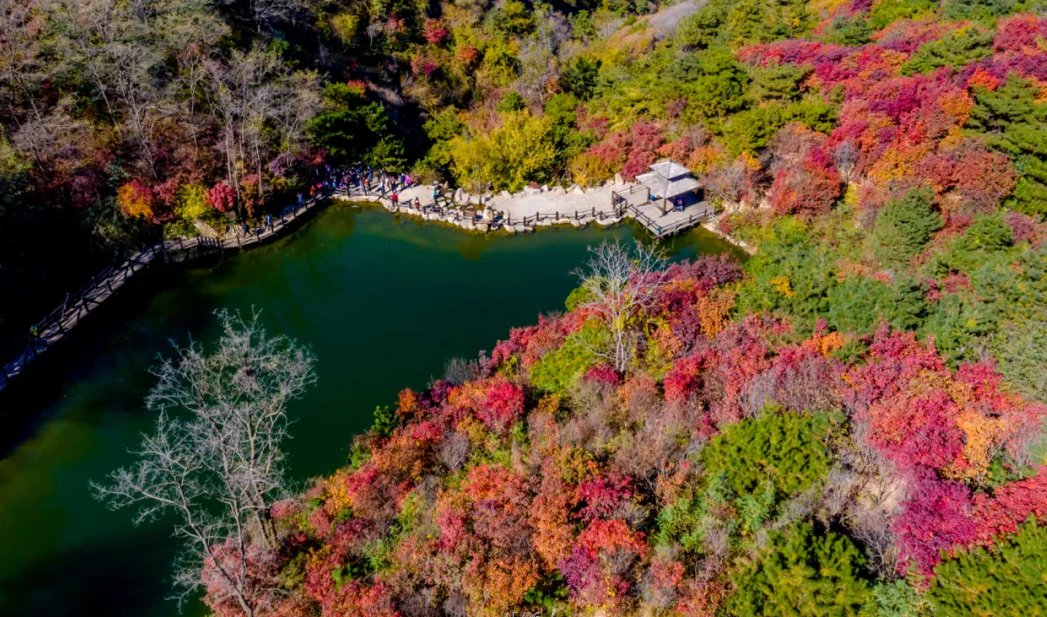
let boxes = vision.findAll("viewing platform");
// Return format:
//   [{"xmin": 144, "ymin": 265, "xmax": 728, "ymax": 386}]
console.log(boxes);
[{"xmin": 336, "ymin": 159, "xmax": 714, "ymax": 239}]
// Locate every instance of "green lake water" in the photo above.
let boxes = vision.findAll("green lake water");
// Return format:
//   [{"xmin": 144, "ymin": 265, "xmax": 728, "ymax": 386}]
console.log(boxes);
[{"xmin": 0, "ymin": 204, "xmax": 742, "ymax": 617}]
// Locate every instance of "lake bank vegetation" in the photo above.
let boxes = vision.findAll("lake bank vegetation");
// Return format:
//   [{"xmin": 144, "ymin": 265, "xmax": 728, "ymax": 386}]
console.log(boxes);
[{"xmin": 174, "ymin": 241, "xmax": 1047, "ymax": 616}]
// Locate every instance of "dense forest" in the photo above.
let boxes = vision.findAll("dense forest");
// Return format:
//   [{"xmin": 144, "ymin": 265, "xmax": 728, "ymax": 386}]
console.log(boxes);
[
  {"xmin": 8, "ymin": 0, "xmax": 1047, "ymax": 613},
  {"xmin": 228, "ymin": 248, "xmax": 1046, "ymax": 617}
]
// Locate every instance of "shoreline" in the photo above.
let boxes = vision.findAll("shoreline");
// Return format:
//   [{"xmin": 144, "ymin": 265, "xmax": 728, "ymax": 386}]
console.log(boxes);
[
  {"xmin": 331, "ymin": 180, "xmax": 737, "ymax": 243},
  {"xmin": 702, "ymin": 216, "xmax": 757, "ymax": 255},
  {"xmin": 1, "ymin": 185, "xmax": 751, "ymax": 394}
]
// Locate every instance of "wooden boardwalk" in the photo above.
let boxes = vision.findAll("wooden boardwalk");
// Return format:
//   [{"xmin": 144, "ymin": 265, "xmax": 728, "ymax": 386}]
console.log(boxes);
[
  {"xmin": 0, "ymin": 193, "xmax": 328, "ymax": 393},
  {"xmin": 339, "ymin": 181, "xmax": 715, "ymax": 238}
]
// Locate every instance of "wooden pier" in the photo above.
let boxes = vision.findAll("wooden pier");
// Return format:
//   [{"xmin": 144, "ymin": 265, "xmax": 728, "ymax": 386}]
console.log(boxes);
[{"xmin": 611, "ymin": 185, "xmax": 715, "ymax": 239}]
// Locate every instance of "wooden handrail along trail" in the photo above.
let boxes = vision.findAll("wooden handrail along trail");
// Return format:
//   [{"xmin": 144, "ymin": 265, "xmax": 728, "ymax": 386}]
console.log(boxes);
[{"xmin": 0, "ymin": 191, "xmax": 330, "ymax": 393}]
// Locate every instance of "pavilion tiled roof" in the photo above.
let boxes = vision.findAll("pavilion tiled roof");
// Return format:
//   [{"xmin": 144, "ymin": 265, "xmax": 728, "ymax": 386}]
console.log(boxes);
[
  {"xmin": 637, "ymin": 160, "xmax": 700, "ymax": 199},
  {"xmin": 649, "ymin": 160, "xmax": 691, "ymax": 180}
]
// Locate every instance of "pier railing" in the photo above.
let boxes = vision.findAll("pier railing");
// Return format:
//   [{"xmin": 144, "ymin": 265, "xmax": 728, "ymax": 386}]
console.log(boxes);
[
  {"xmin": 652, "ymin": 210, "xmax": 714, "ymax": 238},
  {"xmin": 508, "ymin": 206, "xmax": 619, "ymax": 227},
  {"xmin": 622, "ymin": 203, "xmax": 713, "ymax": 239}
]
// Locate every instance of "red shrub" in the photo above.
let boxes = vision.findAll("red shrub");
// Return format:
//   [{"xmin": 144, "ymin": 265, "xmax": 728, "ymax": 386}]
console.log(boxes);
[
  {"xmin": 560, "ymin": 519, "xmax": 647, "ymax": 608},
  {"xmin": 422, "ymin": 19, "xmax": 449, "ymax": 45},
  {"xmin": 207, "ymin": 182, "xmax": 236, "ymax": 212},
  {"xmin": 971, "ymin": 469, "xmax": 1047, "ymax": 545},
  {"xmin": 577, "ymin": 474, "xmax": 634, "ymax": 522},
  {"xmin": 893, "ymin": 475, "xmax": 975, "ymax": 576}
]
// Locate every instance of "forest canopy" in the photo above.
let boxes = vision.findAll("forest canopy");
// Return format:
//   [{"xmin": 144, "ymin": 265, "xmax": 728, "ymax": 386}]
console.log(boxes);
[{"xmin": 6, "ymin": 0, "xmax": 1047, "ymax": 613}]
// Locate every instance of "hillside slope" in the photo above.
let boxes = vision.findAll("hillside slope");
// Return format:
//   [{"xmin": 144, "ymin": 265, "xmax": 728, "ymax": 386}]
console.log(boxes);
[{"xmin": 203, "ymin": 253, "xmax": 1047, "ymax": 616}]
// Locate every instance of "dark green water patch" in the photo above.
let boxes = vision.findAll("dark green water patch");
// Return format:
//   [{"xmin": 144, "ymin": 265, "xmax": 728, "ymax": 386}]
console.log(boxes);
[{"xmin": 0, "ymin": 205, "xmax": 740, "ymax": 616}]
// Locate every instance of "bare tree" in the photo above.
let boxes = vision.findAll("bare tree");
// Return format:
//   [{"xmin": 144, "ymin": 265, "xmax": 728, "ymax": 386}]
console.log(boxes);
[
  {"xmin": 93, "ymin": 309, "xmax": 316, "ymax": 615},
  {"xmin": 52, "ymin": 0, "xmax": 168, "ymax": 178},
  {"xmin": 705, "ymin": 158, "xmax": 750, "ymax": 205},
  {"xmin": 832, "ymin": 140, "xmax": 859, "ymax": 183},
  {"xmin": 231, "ymin": 0, "xmax": 299, "ymax": 33},
  {"xmin": 574, "ymin": 240, "xmax": 669, "ymax": 373},
  {"xmin": 204, "ymin": 48, "xmax": 319, "ymax": 208},
  {"xmin": 157, "ymin": 0, "xmax": 230, "ymax": 157},
  {"xmin": 0, "ymin": 1, "xmax": 49, "ymax": 160}
]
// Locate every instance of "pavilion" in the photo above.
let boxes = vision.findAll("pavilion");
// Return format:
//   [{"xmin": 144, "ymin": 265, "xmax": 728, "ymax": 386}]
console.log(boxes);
[{"xmin": 635, "ymin": 159, "xmax": 702, "ymax": 214}]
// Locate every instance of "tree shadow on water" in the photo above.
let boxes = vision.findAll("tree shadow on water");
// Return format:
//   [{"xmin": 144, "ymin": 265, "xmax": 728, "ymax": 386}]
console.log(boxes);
[{"xmin": 0, "ymin": 530, "xmax": 194, "ymax": 617}]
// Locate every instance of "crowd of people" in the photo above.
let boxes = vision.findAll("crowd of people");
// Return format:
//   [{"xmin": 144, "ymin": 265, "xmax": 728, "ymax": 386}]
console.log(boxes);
[
  {"xmin": 278, "ymin": 165, "xmax": 498, "ymax": 231},
  {"xmin": 325, "ymin": 165, "xmax": 471, "ymax": 216}
]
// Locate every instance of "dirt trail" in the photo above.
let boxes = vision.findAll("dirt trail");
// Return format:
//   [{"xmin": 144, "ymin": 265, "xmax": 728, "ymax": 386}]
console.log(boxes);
[{"xmin": 645, "ymin": 0, "xmax": 708, "ymax": 40}]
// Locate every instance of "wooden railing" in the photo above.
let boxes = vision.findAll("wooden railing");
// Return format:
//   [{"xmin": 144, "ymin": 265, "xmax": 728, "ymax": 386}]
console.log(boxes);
[
  {"xmin": 624, "ymin": 203, "xmax": 663, "ymax": 234},
  {"xmin": 611, "ymin": 184, "xmax": 650, "ymax": 207},
  {"xmin": 506, "ymin": 206, "xmax": 623, "ymax": 228},
  {"xmin": 653, "ymin": 210, "xmax": 713, "ymax": 238},
  {"xmin": 0, "ymin": 190, "xmax": 331, "ymax": 392}
]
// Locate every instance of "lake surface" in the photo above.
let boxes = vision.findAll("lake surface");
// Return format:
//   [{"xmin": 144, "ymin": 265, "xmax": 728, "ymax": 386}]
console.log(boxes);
[{"xmin": 0, "ymin": 204, "xmax": 742, "ymax": 617}]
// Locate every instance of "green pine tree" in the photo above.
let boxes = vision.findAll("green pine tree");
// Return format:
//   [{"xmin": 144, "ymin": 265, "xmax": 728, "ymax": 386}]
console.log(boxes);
[
  {"xmin": 969, "ymin": 75, "xmax": 1047, "ymax": 218},
  {"xmin": 726, "ymin": 523, "xmax": 872, "ymax": 616},
  {"xmin": 928, "ymin": 519, "xmax": 1047, "ymax": 616},
  {"xmin": 869, "ymin": 189, "xmax": 943, "ymax": 268}
]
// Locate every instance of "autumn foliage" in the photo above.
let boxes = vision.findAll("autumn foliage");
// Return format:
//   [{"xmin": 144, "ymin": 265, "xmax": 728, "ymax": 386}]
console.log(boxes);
[{"xmin": 216, "ymin": 253, "xmax": 1047, "ymax": 615}]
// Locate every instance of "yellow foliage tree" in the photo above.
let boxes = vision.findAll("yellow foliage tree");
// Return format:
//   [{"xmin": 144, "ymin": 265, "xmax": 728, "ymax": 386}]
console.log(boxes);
[
  {"xmin": 175, "ymin": 183, "xmax": 210, "ymax": 221},
  {"xmin": 449, "ymin": 111, "xmax": 559, "ymax": 191},
  {"xmin": 569, "ymin": 151, "xmax": 619, "ymax": 187}
]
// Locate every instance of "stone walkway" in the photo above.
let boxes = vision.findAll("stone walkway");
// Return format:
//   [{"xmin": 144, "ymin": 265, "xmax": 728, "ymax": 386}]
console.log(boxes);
[{"xmin": 335, "ymin": 179, "xmax": 715, "ymax": 238}]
